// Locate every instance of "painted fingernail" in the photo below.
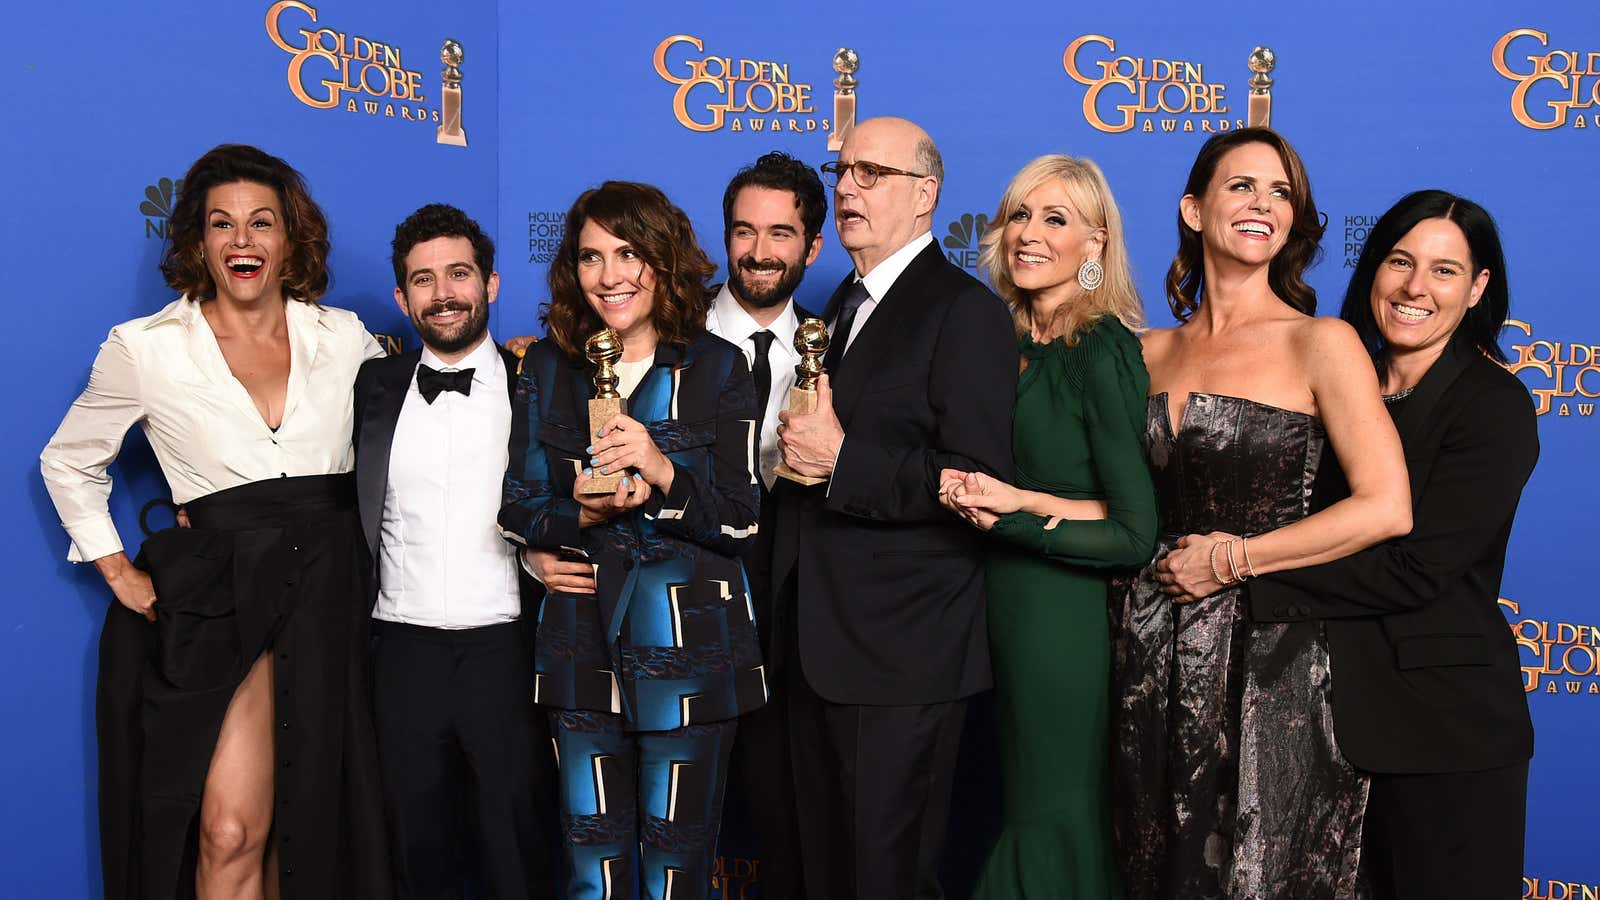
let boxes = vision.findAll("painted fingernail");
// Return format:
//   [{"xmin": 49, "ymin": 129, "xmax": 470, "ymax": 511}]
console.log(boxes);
[
  {"xmin": 620, "ymin": 476, "xmax": 631, "ymax": 486},
  {"xmin": 589, "ymin": 458, "xmax": 599, "ymax": 467},
  {"xmin": 600, "ymin": 466, "xmax": 611, "ymax": 474},
  {"xmin": 583, "ymin": 467, "xmax": 593, "ymax": 476},
  {"xmin": 586, "ymin": 444, "xmax": 595, "ymax": 453},
  {"xmin": 596, "ymin": 428, "xmax": 605, "ymax": 437}
]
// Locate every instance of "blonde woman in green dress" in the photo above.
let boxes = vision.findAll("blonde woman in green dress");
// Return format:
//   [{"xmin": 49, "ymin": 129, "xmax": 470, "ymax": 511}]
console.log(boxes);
[{"xmin": 939, "ymin": 155, "xmax": 1157, "ymax": 899}]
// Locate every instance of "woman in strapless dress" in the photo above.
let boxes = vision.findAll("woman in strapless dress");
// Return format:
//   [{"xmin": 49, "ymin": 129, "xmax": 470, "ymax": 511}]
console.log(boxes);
[{"xmin": 1113, "ymin": 128, "xmax": 1412, "ymax": 900}]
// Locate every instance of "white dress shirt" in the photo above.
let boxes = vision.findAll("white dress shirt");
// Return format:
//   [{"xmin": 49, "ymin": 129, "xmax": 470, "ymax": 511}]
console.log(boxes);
[
  {"xmin": 836, "ymin": 230, "xmax": 934, "ymax": 354},
  {"xmin": 41, "ymin": 296, "xmax": 383, "ymax": 562},
  {"xmin": 705, "ymin": 283, "xmax": 801, "ymax": 489},
  {"xmin": 374, "ymin": 335, "xmax": 522, "ymax": 630}
]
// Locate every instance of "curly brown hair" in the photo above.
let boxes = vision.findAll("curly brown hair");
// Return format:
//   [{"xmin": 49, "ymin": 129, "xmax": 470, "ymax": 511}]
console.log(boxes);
[
  {"xmin": 1165, "ymin": 127, "xmax": 1324, "ymax": 322},
  {"xmin": 543, "ymin": 181, "xmax": 714, "ymax": 358},
  {"xmin": 160, "ymin": 144, "xmax": 331, "ymax": 303}
]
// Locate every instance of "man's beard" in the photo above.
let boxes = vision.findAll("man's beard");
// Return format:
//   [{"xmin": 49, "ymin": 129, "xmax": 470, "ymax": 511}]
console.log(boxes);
[
  {"xmin": 411, "ymin": 298, "xmax": 489, "ymax": 355},
  {"xmin": 728, "ymin": 254, "xmax": 806, "ymax": 309}
]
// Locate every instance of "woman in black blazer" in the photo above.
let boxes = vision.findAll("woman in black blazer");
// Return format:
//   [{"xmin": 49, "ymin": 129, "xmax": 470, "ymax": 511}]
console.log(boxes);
[{"xmin": 1244, "ymin": 190, "xmax": 1537, "ymax": 900}]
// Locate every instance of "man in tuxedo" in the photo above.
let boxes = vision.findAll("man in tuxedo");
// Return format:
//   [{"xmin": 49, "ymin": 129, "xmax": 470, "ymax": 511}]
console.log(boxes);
[
  {"xmin": 773, "ymin": 117, "xmax": 1018, "ymax": 900},
  {"xmin": 709, "ymin": 150, "xmax": 825, "ymax": 900},
  {"xmin": 353, "ymin": 203, "xmax": 556, "ymax": 899}
]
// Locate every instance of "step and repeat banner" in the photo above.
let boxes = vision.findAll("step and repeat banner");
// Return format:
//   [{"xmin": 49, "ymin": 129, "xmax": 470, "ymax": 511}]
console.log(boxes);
[{"xmin": 7, "ymin": 1, "xmax": 1595, "ymax": 896}]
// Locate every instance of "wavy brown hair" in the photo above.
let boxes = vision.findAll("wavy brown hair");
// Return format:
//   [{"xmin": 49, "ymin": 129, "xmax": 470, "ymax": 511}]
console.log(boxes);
[
  {"xmin": 161, "ymin": 144, "xmax": 331, "ymax": 303},
  {"xmin": 1165, "ymin": 127, "xmax": 1324, "ymax": 322},
  {"xmin": 544, "ymin": 181, "xmax": 715, "ymax": 358}
]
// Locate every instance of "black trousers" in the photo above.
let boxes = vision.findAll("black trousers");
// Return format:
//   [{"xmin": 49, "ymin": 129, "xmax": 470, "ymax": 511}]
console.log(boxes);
[
  {"xmin": 1361, "ymin": 760, "xmax": 1529, "ymax": 900},
  {"xmin": 729, "ymin": 678, "xmax": 804, "ymax": 900},
  {"xmin": 784, "ymin": 583, "xmax": 968, "ymax": 900},
  {"xmin": 371, "ymin": 619, "xmax": 558, "ymax": 900}
]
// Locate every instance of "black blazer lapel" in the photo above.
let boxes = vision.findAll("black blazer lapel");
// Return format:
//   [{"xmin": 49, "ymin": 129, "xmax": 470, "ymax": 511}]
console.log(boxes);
[
  {"xmin": 498, "ymin": 346, "xmax": 520, "ymax": 401},
  {"xmin": 1389, "ymin": 336, "xmax": 1475, "ymax": 496},
  {"xmin": 831, "ymin": 241, "xmax": 947, "ymax": 427},
  {"xmin": 356, "ymin": 350, "xmax": 420, "ymax": 555}
]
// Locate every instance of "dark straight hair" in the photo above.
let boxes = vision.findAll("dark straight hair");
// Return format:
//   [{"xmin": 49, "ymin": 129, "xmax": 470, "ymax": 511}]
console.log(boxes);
[{"xmin": 1341, "ymin": 190, "xmax": 1511, "ymax": 383}]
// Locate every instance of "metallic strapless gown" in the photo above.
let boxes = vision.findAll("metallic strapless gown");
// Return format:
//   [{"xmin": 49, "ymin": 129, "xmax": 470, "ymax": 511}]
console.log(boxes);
[{"xmin": 1113, "ymin": 393, "xmax": 1367, "ymax": 900}]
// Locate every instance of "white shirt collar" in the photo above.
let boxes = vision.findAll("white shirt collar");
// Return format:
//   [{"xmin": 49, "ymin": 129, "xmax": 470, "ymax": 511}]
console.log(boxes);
[
  {"xmin": 857, "ymin": 231, "xmax": 934, "ymax": 302},
  {"xmin": 710, "ymin": 282, "xmax": 801, "ymax": 360},
  {"xmin": 419, "ymin": 331, "xmax": 501, "ymax": 386}
]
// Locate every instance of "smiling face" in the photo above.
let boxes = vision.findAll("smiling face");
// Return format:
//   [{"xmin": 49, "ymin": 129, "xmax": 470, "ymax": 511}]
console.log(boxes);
[
  {"xmin": 1370, "ymin": 216, "xmax": 1490, "ymax": 365},
  {"xmin": 202, "ymin": 181, "xmax": 288, "ymax": 305},
  {"xmin": 1181, "ymin": 141, "xmax": 1294, "ymax": 269},
  {"xmin": 394, "ymin": 235, "xmax": 499, "ymax": 361},
  {"xmin": 1001, "ymin": 178, "xmax": 1105, "ymax": 302},
  {"xmin": 576, "ymin": 219, "xmax": 658, "ymax": 347},
  {"xmin": 727, "ymin": 185, "xmax": 822, "ymax": 311}
]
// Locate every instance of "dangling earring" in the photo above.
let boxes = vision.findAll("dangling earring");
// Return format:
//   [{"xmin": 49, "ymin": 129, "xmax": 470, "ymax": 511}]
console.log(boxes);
[{"xmin": 1077, "ymin": 258, "xmax": 1103, "ymax": 291}]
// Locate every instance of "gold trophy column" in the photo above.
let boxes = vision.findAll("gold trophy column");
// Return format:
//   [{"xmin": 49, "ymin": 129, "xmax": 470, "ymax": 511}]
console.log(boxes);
[
  {"xmin": 581, "ymin": 329, "xmax": 630, "ymax": 494},
  {"xmin": 774, "ymin": 318, "xmax": 830, "ymax": 486},
  {"xmin": 437, "ymin": 39, "xmax": 468, "ymax": 147},
  {"xmin": 1247, "ymin": 46, "xmax": 1275, "ymax": 128},
  {"xmin": 827, "ymin": 48, "xmax": 859, "ymax": 152}
]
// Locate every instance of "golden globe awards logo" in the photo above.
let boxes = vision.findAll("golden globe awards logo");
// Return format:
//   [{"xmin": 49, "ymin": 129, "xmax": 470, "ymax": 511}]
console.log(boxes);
[
  {"xmin": 1524, "ymin": 875, "xmax": 1600, "ymax": 899},
  {"xmin": 709, "ymin": 855, "xmax": 758, "ymax": 899},
  {"xmin": 1492, "ymin": 29, "xmax": 1600, "ymax": 131},
  {"xmin": 1063, "ymin": 36, "xmax": 1245, "ymax": 134},
  {"xmin": 652, "ymin": 35, "xmax": 829, "ymax": 134},
  {"xmin": 264, "ymin": 1, "xmax": 447, "ymax": 133},
  {"xmin": 1501, "ymin": 598, "xmax": 1600, "ymax": 696},
  {"xmin": 1503, "ymin": 319, "xmax": 1599, "ymax": 417}
]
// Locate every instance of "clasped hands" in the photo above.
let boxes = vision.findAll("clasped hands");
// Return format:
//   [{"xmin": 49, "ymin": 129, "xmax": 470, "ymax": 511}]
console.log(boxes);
[
  {"xmin": 573, "ymin": 413, "xmax": 672, "ymax": 528},
  {"xmin": 777, "ymin": 374, "xmax": 844, "ymax": 479},
  {"xmin": 937, "ymin": 469, "xmax": 1023, "ymax": 531},
  {"xmin": 1153, "ymin": 531, "xmax": 1243, "ymax": 604}
]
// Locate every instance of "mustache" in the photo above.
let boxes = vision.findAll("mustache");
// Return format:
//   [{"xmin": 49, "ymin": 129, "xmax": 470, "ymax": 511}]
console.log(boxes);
[{"xmin": 737, "ymin": 255, "xmax": 786, "ymax": 273}]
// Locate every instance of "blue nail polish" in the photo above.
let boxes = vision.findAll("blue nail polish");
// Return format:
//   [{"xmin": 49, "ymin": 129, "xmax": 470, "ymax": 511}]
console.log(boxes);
[
  {"xmin": 596, "ymin": 428, "xmax": 605, "ymax": 437},
  {"xmin": 620, "ymin": 476, "xmax": 631, "ymax": 486},
  {"xmin": 600, "ymin": 466, "xmax": 610, "ymax": 474},
  {"xmin": 585, "ymin": 444, "xmax": 595, "ymax": 453},
  {"xmin": 583, "ymin": 467, "xmax": 592, "ymax": 476}
]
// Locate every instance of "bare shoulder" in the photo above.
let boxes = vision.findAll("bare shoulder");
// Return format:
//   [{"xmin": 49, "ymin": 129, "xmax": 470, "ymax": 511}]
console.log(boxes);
[
  {"xmin": 1293, "ymin": 316, "xmax": 1367, "ymax": 367},
  {"xmin": 1139, "ymin": 324, "xmax": 1180, "ymax": 355}
]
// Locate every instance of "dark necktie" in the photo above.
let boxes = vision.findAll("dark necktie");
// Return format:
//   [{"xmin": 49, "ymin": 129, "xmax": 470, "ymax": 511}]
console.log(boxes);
[
  {"xmin": 416, "ymin": 364, "xmax": 474, "ymax": 404},
  {"xmin": 750, "ymin": 330, "xmax": 776, "ymax": 486},
  {"xmin": 823, "ymin": 279, "xmax": 871, "ymax": 374}
]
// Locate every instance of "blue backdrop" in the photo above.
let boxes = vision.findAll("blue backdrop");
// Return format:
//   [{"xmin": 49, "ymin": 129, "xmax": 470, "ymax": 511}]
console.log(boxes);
[{"xmin": 6, "ymin": 2, "xmax": 1595, "ymax": 897}]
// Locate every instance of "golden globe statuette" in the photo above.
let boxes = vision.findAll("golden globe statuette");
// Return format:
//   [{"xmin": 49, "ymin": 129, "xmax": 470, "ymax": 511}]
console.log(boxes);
[
  {"xmin": 773, "ymin": 318, "xmax": 830, "ymax": 486},
  {"xmin": 1247, "ymin": 46, "xmax": 1275, "ymax": 128},
  {"xmin": 437, "ymin": 39, "xmax": 468, "ymax": 147},
  {"xmin": 581, "ymin": 329, "xmax": 630, "ymax": 495},
  {"xmin": 827, "ymin": 48, "xmax": 859, "ymax": 152}
]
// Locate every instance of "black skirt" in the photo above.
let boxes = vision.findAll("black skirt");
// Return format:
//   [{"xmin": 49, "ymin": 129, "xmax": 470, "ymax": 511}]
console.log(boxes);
[{"xmin": 97, "ymin": 474, "xmax": 392, "ymax": 899}]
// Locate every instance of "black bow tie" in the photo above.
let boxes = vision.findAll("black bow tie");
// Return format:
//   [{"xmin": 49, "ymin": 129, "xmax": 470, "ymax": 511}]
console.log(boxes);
[{"xmin": 417, "ymin": 364, "xmax": 474, "ymax": 404}]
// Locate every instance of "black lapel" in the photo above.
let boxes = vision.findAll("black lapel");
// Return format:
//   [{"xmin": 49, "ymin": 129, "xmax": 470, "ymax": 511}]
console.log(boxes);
[
  {"xmin": 498, "ymin": 346, "xmax": 519, "ymax": 401},
  {"xmin": 830, "ymin": 241, "xmax": 947, "ymax": 426},
  {"xmin": 1389, "ymin": 335, "xmax": 1475, "ymax": 497},
  {"xmin": 819, "ymin": 272, "xmax": 855, "ymax": 326},
  {"xmin": 357, "ymin": 349, "xmax": 421, "ymax": 552}
]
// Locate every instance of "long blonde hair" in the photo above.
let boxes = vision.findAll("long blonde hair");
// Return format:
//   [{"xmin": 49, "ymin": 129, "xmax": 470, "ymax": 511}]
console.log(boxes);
[{"xmin": 979, "ymin": 155, "xmax": 1144, "ymax": 344}]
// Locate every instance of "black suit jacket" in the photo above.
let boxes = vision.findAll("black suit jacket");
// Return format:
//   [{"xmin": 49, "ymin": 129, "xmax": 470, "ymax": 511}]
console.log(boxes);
[
  {"xmin": 736, "ymin": 299, "xmax": 817, "ymax": 677},
  {"xmin": 351, "ymin": 345, "xmax": 525, "ymax": 604},
  {"xmin": 772, "ymin": 241, "xmax": 1017, "ymax": 706},
  {"xmin": 1249, "ymin": 336, "xmax": 1537, "ymax": 774}
]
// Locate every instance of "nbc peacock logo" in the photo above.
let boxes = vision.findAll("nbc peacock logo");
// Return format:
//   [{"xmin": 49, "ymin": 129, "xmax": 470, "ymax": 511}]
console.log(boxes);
[
  {"xmin": 942, "ymin": 213, "xmax": 990, "ymax": 273},
  {"xmin": 140, "ymin": 177, "xmax": 183, "ymax": 240}
]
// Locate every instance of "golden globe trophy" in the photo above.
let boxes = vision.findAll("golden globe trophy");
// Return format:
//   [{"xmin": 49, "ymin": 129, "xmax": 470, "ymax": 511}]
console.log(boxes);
[
  {"xmin": 1248, "ymin": 46, "xmax": 1275, "ymax": 128},
  {"xmin": 774, "ymin": 318, "xmax": 830, "ymax": 486},
  {"xmin": 827, "ymin": 48, "xmax": 859, "ymax": 151},
  {"xmin": 437, "ymin": 39, "xmax": 468, "ymax": 147},
  {"xmin": 581, "ymin": 328, "xmax": 629, "ymax": 494}
]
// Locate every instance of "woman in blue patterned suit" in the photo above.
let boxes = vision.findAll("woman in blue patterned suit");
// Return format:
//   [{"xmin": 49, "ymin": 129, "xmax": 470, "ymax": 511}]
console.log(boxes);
[{"xmin": 500, "ymin": 180, "xmax": 766, "ymax": 900}]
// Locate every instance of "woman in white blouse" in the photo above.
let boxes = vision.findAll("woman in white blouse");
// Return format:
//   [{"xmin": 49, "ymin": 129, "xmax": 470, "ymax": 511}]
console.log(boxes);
[{"xmin": 41, "ymin": 144, "xmax": 391, "ymax": 900}]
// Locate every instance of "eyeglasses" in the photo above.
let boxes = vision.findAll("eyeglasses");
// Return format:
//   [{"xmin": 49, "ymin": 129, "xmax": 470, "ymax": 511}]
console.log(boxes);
[{"xmin": 819, "ymin": 160, "xmax": 929, "ymax": 189}]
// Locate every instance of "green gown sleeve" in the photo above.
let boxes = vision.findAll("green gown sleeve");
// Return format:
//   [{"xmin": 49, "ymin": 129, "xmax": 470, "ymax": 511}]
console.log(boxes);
[{"xmin": 988, "ymin": 325, "xmax": 1159, "ymax": 568}]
